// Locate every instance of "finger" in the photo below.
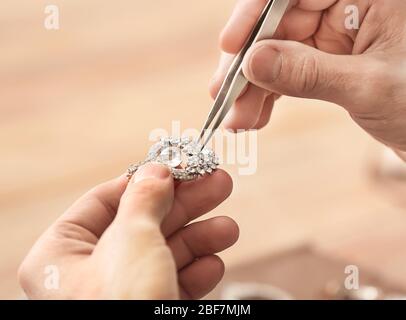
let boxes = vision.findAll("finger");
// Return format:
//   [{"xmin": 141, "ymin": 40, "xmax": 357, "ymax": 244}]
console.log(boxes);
[
  {"xmin": 252, "ymin": 94, "xmax": 275, "ymax": 130},
  {"xmin": 210, "ymin": 53, "xmax": 272, "ymax": 131},
  {"xmin": 167, "ymin": 216, "xmax": 239, "ymax": 270},
  {"xmin": 179, "ymin": 255, "xmax": 225, "ymax": 300},
  {"xmin": 162, "ymin": 169, "xmax": 233, "ymax": 237},
  {"xmin": 220, "ymin": 0, "xmax": 336, "ymax": 53},
  {"xmin": 56, "ymin": 175, "xmax": 128, "ymax": 241},
  {"xmin": 242, "ymin": 39, "xmax": 381, "ymax": 110},
  {"xmin": 99, "ymin": 164, "xmax": 174, "ymax": 266},
  {"xmin": 220, "ymin": 0, "xmax": 269, "ymax": 54},
  {"xmin": 223, "ymin": 84, "xmax": 267, "ymax": 131},
  {"xmin": 116, "ymin": 164, "xmax": 174, "ymax": 227},
  {"xmin": 210, "ymin": 52, "xmax": 235, "ymax": 99},
  {"xmin": 209, "ymin": 52, "xmax": 250, "ymax": 106},
  {"xmin": 276, "ymin": 7, "xmax": 322, "ymax": 41},
  {"xmin": 93, "ymin": 164, "xmax": 178, "ymax": 300},
  {"xmin": 296, "ymin": 0, "xmax": 338, "ymax": 11}
]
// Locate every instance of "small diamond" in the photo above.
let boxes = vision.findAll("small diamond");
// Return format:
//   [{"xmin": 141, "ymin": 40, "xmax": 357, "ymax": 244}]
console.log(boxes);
[
  {"xmin": 159, "ymin": 146, "xmax": 182, "ymax": 168},
  {"xmin": 184, "ymin": 142, "xmax": 202, "ymax": 155},
  {"xmin": 188, "ymin": 155, "xmax": 200, "ymax": 167},
  {"xmin": 148, "ymin": 142, "xmax": 163, "ymax": 158},
  {"xmin": 179, "ymin": 137, "xmax": 191, "ymax": 148},
  {"xmin": 160, "ymin": 137, "xmax": 171, "ymax": 147},
  {"xmin": 186, "ymin": 167, "xmax": 196, "ymax": 173},
  {"xmin": 202, "ymin": 149, "xmax": 213, "ymax": 156},
  {"xmin": 171, "ymin": 138, "xmax": 181, "ymax": 146}
]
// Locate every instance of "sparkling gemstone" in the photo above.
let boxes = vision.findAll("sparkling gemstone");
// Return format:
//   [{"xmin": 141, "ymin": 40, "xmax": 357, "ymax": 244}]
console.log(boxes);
[
  {"xmin": 148, "ymin": 142, "xmax": 163, "ymax": 158},
  {"xmin": 160, "ymin": 137, "xmax": 171, "ymax": 147},
  {"xmin": 186, "ymin": 167, "xmax": 196, "ymax": 173},
  {"xmin": 159, "ymin": 146, "xmax": 182, "ymax": 168},
  {"xmin": 184, "ymin": 142, "xmax": 202, "ymax": 155},
  {"xmin": 179, "ymin": 137, "xmax": 191, "ymax": 148},
  {"xmin": 171, "ymin": 138, "xmax": 181, "ymax": 146},
  {"xmin": 202, "ymin": 149, "xmax": 213, "ymax": 157},
  {"xmin": 187, "ymin": 155, "xmax": 200, "ymax": 167}
]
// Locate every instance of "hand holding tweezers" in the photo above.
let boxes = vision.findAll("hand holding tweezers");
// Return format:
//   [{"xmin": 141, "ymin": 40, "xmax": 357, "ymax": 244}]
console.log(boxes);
[{"xmin": 198, "ymin": 0, "xmax": 291, "ymax": 148}]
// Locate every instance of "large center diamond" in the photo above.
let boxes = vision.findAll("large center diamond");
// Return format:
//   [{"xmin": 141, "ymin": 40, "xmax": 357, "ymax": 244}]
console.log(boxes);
[{"xmin": 159, "ymin": 146, "xmax": 182, "ymax": 168}]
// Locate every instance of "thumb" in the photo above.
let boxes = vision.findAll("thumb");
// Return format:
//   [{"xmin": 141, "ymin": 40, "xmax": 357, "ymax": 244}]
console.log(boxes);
[
  {"xmin": 115, "ymin": 163, "xmax": 174, "ymax": 229},
  {"xmin": 243, "ymin": 40, "xmax": 375, "ymax": 108},
  {"xmin": 98, "ymin": 163, "xmax": 177, "ymax": 299}
]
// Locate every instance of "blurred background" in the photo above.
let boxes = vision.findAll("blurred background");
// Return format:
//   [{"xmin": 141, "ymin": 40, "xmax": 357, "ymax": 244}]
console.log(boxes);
[{"xmin": 2, "ymin": 0, "xmax": 406, "ymax": 299}]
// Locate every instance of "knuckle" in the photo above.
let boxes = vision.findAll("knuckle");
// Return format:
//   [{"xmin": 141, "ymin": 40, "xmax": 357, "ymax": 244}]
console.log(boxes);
[
  {"xmin": 52, "ymin": 220, "xmax": 89, "ymax": 242},
  {"xmin": 120, "ymin": 179, "xmax": 172, "ymax": 220},
  {"xmin": 132, "ymin": 220, "xmax": 162, "ymax": 239},
  {"xmin": 119, "ymin": 219, "xmax": 164, "ymax": 246},
  {"xmin": 126, "ymin": 179, "xmax": 168, "ymax": 200},
  {"xmin": 279, "ymin": 42, "xmax": 322, "ymax": 96},
  {"xmin": 362, "ymin": 58, "xmax": 395, "ymax": 101},
  {"xmin": 294, "ymin": 55, "xmax": 320, "ymax": 95},
  {"xmin": 371, "ymin": 60, "xmax": 393, "ymax": 90}
]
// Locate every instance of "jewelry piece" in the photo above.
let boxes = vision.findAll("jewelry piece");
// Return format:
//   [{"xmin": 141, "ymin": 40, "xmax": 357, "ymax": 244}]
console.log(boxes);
[
  {"xmin": 127, "ymin": 137, "xmax": 219, "ymax": 181},
  {"xmin": 324, "ymin": 282, "xmax": 382, "ymax": 300},
  {"xmin": 221, "ymin": 282, "xmax": 293, "ymax": 300}
]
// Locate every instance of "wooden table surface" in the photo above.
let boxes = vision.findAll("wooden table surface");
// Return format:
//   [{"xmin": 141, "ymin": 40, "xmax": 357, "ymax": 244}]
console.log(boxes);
[{"xmin": 1, "ymin": 0, "xmax": 406, "ymax": 299}]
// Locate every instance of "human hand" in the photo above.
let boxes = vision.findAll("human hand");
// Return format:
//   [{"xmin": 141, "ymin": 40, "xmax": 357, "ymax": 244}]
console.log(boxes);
[
  {"xmin": 210, "ymin": 0, "xmax": 406, "ymax": 152},
  {"xmin": 18, "ymin": 164, "xmax": 238, "ymax": 300}
]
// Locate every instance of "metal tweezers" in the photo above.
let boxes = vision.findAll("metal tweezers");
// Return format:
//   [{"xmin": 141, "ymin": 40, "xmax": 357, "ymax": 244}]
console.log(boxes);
[{"xmin": 198, "ymin": 0, "xmax": 290, "ymax": 148}]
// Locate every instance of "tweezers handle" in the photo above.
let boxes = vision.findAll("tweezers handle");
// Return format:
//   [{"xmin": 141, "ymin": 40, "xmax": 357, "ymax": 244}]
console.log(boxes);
[{"xmin": 199, "ymin": 0, "xmax": 290, "ymax": 147}]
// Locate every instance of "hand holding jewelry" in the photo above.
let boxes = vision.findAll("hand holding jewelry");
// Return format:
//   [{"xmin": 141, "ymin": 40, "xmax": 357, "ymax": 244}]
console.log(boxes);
[{"xmin": 127, "ymin": 137, "xmax": 219, "ymax": 181}]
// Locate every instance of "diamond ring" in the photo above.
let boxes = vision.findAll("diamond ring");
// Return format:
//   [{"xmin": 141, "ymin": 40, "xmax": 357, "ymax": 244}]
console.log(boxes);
[{"xmin": 127, "ymin": 137, "xmax": 219, "ymax": 181}]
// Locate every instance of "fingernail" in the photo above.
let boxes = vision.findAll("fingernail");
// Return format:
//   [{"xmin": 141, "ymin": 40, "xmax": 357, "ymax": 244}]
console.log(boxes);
[
  {"xmin": 131, "ymin": 163, "xmax": 171, "ymax": 183},
  {"xmin": 247, "ymin": 45, "xmax": 282, "ymax": 83}
]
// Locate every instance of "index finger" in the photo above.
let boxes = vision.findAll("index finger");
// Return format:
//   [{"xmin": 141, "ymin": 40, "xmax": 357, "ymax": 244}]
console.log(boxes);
[
  {"xmin": 56, "ymin": 175, "xmax": 128, "ymax": 240},
  {"xmin": 162, "ymin": 169, "xmax": 233, "ymax": 237},
  {"xmin": 220, "ymin": 0, "xmax": 336, "ymax": 53}
]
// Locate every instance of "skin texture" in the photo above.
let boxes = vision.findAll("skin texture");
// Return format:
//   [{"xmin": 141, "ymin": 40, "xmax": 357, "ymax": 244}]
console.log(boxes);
[
  {"xmin": 210, "ymin": 0, "xmax": 406, "ymax": 153},
  {"xmin": 18, "ymin": 164, "xmax": 239, "ymax": 300}
]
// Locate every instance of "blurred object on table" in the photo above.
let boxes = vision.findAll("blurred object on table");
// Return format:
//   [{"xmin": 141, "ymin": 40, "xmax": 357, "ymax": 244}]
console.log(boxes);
[
  {"xmin": 324, "ymin": 282, "xmax": 382, "ymax": 300},
  {"xmin": 221, "ymin": 282, "xmax": 292, "ymax": 300},
  {"xmin": 208, "ymin": 246, "xmax": 406, "ymax": 300}
]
